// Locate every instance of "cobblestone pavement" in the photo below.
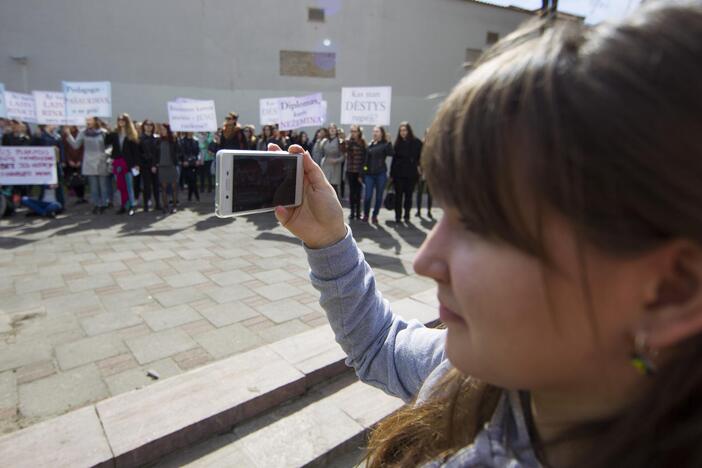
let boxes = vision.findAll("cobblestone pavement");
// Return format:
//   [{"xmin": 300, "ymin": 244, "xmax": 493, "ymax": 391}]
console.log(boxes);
[{"xmin": 0, "ymin": 192, "xmax": 440, "ymax": 434}]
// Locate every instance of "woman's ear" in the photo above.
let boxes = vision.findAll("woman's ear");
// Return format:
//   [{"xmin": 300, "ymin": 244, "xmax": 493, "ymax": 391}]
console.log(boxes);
[{"xmin": 641, "ymin": 241, "xmax": 702, "ymax": 350}]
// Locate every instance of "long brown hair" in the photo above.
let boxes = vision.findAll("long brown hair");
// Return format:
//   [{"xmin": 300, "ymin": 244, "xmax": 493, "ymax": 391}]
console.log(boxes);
[
  {"xmin": 367, "ymin": 3, "xmax": 702, "ymax": 467},
  {"xmin": 118, "ymin": 113, "xmax": 139, "ymax": 143}
]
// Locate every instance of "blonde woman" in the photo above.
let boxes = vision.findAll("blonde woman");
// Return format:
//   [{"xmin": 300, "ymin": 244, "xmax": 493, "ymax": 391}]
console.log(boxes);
[
  {"xmin": 320, "ymin": 123, "xmax": 345, "ymax": 198},
  {"xmin": 106, "ymin": 113, "xmax": 140, "ymax": 215}
]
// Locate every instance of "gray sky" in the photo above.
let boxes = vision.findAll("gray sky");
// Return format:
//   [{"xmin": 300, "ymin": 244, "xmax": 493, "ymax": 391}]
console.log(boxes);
[{"xmin": 484, "ymin": 0, "xmax": 643, "ymax": 23}]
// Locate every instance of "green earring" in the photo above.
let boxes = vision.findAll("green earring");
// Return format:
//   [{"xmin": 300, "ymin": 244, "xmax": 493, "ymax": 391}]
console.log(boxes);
[{"xmin": 631, "ymin": 333, "xmax": 657, "ymax": 376}]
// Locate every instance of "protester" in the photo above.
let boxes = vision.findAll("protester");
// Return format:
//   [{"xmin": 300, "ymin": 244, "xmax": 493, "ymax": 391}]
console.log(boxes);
[
  {"xmin": 218, "ymin": 112, "xmax": 246, "ymax": 150},
  {"xmin": 198, "ymin": 131, "xmax": 215, "ymax": 193},
  {"xmin": 106, "ymin": 113, "xmax": 140, "ymax": 215},
  {"xmin": 298, "ymin": 131, "xmax": 311, "ymax": 153},
  {"xmin": 391, "ymin": 121, "xmax": 422, "ymax": 223},
  {"xmin": 344, "ymin": 125, "xmax": 366, "ymax": 221},
  {"xmin": 267, "ymin": 125, "xmax": 288, "ymax": 150},
  {"xmin": 415, "ymin": 129, "xmax": 433, "ymax": 218},
  {"xmin": 156, "ymin": 123, "xmax": 180, "ymax": 214},
  {"xmin": 64, "ymin": 117, "xmax": 110, "ymax": 214},
  {"xmin": 242, "ymin": 125, "xmax": 257, "ymax": 150},
  {"xmin": 180, "ymin": 131, "xmax": 201, "ymax": 202},
  {"xmin": 1, "ymin": 120, "xmax": 32, "ymax": 147},
  {"xmin": 310, "ymin": 127, "xmax": 327, "ymax": 165},
  {"xmin": 362, "ymin": 126, "xmax": 393, "ymax": 223},
  {"xmin": 273, "ymin": 4, "xmax": 702, "ymax": 467},
  {"xmin": 61, "ymin": 125, "xmax": 87, "ymax": 204},
  {"xmin": 139, "ymin": 119, "xmax": 161, "ymax": 211},
  {"xmin": 320, "ymin": 123, "xmax": 345, "ymax": 199},
  {"xmin": 21, "ymin": 183, "xmax": 64, "ymax": 218},
  {"xmin": 256, "ymin": 125, "xmax": 274, "ymax": 151}
]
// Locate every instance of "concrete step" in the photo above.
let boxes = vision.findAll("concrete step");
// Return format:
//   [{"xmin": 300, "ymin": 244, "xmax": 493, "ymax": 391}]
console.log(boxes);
[
  {"xmin": 155, "ymin": 371, "xmax": 404, "ymax": 467},
  {"xmin": 0, "ymin": 289, "xmax": 438, "ymax": 468}
]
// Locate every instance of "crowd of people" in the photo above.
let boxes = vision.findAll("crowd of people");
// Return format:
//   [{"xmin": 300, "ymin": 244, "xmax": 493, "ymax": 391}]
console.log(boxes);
[{"xmin": 0, "ymin": 112, "xmax": 433, "ymax": 222}]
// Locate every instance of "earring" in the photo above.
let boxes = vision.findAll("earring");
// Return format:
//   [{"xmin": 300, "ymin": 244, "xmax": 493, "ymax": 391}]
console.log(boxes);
[{"xmin": 630, "ymin": 332, "xmax": 658, "ymax": 376}]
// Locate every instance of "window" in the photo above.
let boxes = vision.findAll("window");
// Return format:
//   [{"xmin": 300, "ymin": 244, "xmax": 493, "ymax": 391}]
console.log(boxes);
[
  {"xmin": 486, "ymin": 31, "xmax": 500, "ymax": 45},
  {"xmin": 308, "ymin": 7, "xmax": 325, "ymax": 22},
  {"xmin": 465, "ymin": 48, "xmax": 482, "ymax": 65},
  {"xmin": 280, "ymin": 50, "xmax": 336, "ymax": 78}
]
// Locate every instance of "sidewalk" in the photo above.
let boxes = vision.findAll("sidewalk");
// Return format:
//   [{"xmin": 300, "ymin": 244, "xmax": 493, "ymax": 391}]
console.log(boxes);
[{"xmin": 0, "ymin": 193, "xmax": 440, "ymax": 435}]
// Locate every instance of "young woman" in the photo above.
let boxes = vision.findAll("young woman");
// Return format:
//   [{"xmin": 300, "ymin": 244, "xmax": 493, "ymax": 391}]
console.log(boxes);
[
  {"xmin": 415, "ymin": 129, "xmax": 433, "ymax": 219},
  {"xmin": 344, "ymin": 125, "xmax": 366, "ymax": 221},
  {"xmin": 64, "ymin": 116, "xmax": 110, "ymax": 214},
  {"xmin": 218, "ymin": 112, "xmax": 246, "ymax": 150},
  {"xmin": 320, "ymin": 123, "xmax": 345, "ymax": 199},
  {"xmin": 106, "ymin": 113, "xmax": 140, "ymax": 216},
  {"xmin": 361, "ymin": 126, "xmax": 394, "ymax": 223},
  {"xmin": 62, "ymin": 125, "xmax": 87, "ymax": 204},
  {"xmin": 310, "ymin": 127, "xmax": 328, "ymax": 165},
  {"xmin": 156, "ymin": 123, "xmax": 180, "ymax": 214},
  {"xmin": 198, "ymin": 131, "xmax": 215, "ymax": 193},
  {"xmin": 256, "ymin": 125, "xmax": 274, "ymax": 151},
  {"xmin": 392, "ymin": 121, "xmax": 422, "ymax": 223},
  {"xmin": 139, "ymin": 119, "xmax": 161, "ymax": 211},
  {"xmin": 242, "ymin": 125, "xmax": 257, "ymax": 150},
  {"xmin": 271, "ymin": 4, "xmax": 702, "ymax": 466},
  {"xmin": 180, "ymin": 132, "xmax": 201, "ymax": 202},
  {"xmin": 298, "ymin": 131, "xmax": 311, "ymax": 153}
]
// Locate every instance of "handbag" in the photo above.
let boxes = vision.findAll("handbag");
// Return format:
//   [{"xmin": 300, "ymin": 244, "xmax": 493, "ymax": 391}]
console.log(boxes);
[
  {"xmin": 68, "ymin": 171, "xmax": 85, "ymax": 189},
  {"xmin": 383, "ymin": 184, "xmax": 396, "ymax": 211}
]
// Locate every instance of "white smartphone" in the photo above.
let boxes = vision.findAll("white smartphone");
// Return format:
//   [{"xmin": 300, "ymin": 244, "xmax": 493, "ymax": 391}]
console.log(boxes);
[{"xmin": 215, "ymin": 149, "xmax": 304, "ymax": 218}]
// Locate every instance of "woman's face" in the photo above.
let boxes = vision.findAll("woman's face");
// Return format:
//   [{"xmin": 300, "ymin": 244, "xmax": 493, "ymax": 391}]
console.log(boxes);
[
  {"xmin": 86, "ymin": 117, "xmax": 95, "ymax": 129},
  {"xmin": 329, "ymin": 126, "xmax": 337, "ymax": 138},
  {"xmin": 143, "ymin": 123, "xmax": 154, "ymax": 135},
  {"xmin": 159, "ymin": 126, "xmax": 168, "ymax": 138},
  {"xmin": 118, "ymin": 117, "xmax": 126, "ymax": 129},
  {"xmin": 413, "ymin": 207, "xmax": 649, "ymax": 393},
  {"xmin": 372, "ymin": 127, "xmax": 382, "ymax": 141},
  {"xmin": 400, "ymin": 125, "xmax": 409, "ymax": 139}
]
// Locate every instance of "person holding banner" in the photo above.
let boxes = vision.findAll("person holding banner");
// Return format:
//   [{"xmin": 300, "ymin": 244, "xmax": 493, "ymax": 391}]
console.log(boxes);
[
  {"xmin": 64, "ymin": 116, "xmax": 111, "ymax": 214},
  {"xmin": 391, "ymin": 122, "xmax": 422, "ymax": 223},
  {"xmin": 345, "ymin": 125, "xmax": 366, "ymax": 221},
  {"xmin": 106, "ymin": 113, "xmax": 140, "ymax": 216},
  {"xmin": 2, "ymin": 120, "xmax": 32, "ymax": 147},
  {"xmin": 362, "ymin": 126, "xmax": 394, "ymax": 223},
  {"xmin": 320, "ymin": 123, "xmax": 346, "ymax": 199},
  {"xmin": 139, "ymin": 120, "xmax": 161, "ymax": 212}
]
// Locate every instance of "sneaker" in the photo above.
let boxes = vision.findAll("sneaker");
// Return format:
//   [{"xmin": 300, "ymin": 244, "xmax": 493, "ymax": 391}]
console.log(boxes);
[
  {"xmin": 372, "ymin": 216, "xmax": 379, "ymax": 224},
  {"xmin": 361, "ymin": 216, "xmax": 369, "ymax": 223},
  {"xmin": 128, "ymin": 208, "xmax": 135, "ymax": 216},
  {"xmin": 171, "ymin": 207, "xmax": 177, "ymax": 214}
]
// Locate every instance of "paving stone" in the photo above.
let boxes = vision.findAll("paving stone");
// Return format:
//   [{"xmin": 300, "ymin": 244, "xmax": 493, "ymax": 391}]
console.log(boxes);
[
  {"xmin": 0, "ymin": 371, "xmax": 17, "ymax": 410},
  {"xmin": 128, "ymin": 259, "xmax": 170, "ymax": 273},
  {"xmin": 207, "ymin": 270, "xmax": 255, "ymax": 287},
  {"xmin": 100, "ymin": 288, "xmax": 156, "ymax": 312},
  {"xmin": 203, "ymin": 284, "xmax": 257, "ymax": 304},
  {"xmin": 176, "ymin": 248, "xmax": 214, "ymax": 260},
  {"xmin": 14, "ymin": 275, "xmax": 65, "ymax": 295},
  {"xmin": 36, "ymin": 262, "xmax": 85, "ymax": 277},
  {"xmin": 179, "ymin": 319, "xmax": 216, "ymax": 337},
  {"xmin": 411, "ymin": 287, "xmax": 439, "ymax": 307},
  {"xmin": 55, "ymin": 333, "xmax": 127, "ymax": 370},
  {"xmin": 80, "ymin": 311, "xmax": 143, "ymax": 336},
  {"xmin": 116, "ymin": 272, "xmax": 164, "ymax": 291},
  {"xmin": 83, "ymin": 260, "xmax": 128, "ymax": 274},
  {"xmin": 153, "ymin": 288, "xmax": 207, "ymax": 307},
  {"xmin": 322, "ymin": 379, "xmax": 404, "ymax": 428},
  {"xmin": 138, "ymin": 249, "xmax": 177, "ymax": 261},
  {"xmin": 67, "ymin": 274, "xmax": 115, "ymax": 293},
  {"xmin": 172, "ymin": 347, "xmax": 214, "ymax": 371},
  {"xmin": 256, "ymin": 299, "xmax": 315, "ymax": 324},
  {"xmin": 252, "ymin": 268, "xmax": 297, "ymax": 284},
  {"xmin": 0, "ymin": 342, "xmax": 52, "ymax": 373},
  {"xmin": 199, "ymin": 301, "xmax": 260, "ymax": 327},
  {"xmin": 104, "ymin": 358, "xmax": 181, "ymax": 396},
  {"xmin": 0, "ymin": 405, "xmax": 113, "ymax": 468},
  {"xmin": 18, "ymin": 364, "xmax": 109, "ymax": 418},
  {"xmin": 142, "ymin": 304, "xmax": 202, "ymax": 331},
  {"xmin": 164, "ymin": 271, "xmax": 209, "ymax": 288},
  {"xmin": 194, "ymin": 323, "xmax": 263, "ymax": 359},
  {"xmin": 253, "ymin": 283, "xmax": 304, "ymax": 301},
  {"xmin": 0, "ymin": 292, "xmax": 42, "ymax": 314},
  {"xmin": 390, "ymin": 297, "xmax": 439, "ymax": 324},
  {"xmin": 42, "ymin": 290, "xmax": 103, "ymax": 315},
  {"xmin": 98, "ymin": 250, "xmax": 138, "ymax": 262},
  {"xmin": 97, "ymin": 353, "xmax": 139, "ymax": 378},
  {"xmin": 126, "ymin": 328, "xmax": 197, "ymax": 364},
  {"xmin": 256, "ymin": 319, "xmax": 312, "ymax": 344}
]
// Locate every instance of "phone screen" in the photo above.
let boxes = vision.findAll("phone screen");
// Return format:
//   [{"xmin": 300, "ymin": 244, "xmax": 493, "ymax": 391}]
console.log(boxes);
[{"xmin": 232, "ymin": 155, "xmax": 298, "ymax": 212}]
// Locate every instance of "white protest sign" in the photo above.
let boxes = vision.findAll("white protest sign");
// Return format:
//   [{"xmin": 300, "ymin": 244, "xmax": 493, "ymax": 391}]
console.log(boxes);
[
  {"xmin": 259, "ymin": 97, "xmax": 281, "ymax": 126},
  {"xmin": 5, "ymin": 91, "xmax": 37, "ymax": 122},
  {"xmin": 0, "ymin": 146, "xmax": 57, "ymax": 185},
  {"xmin": 167, "ymin": 99, "xmax": 217, "ymax": 132},
  {"xmin": 321, "ymin": 100, "xmax": 327, "ymax": 124},
  {"xmin": 0, "ymin": 83, "xmax": 6, "ymax": 118},
  {"xmin": 63, "ymin": 81, "xmax": 112, "ymax": 120},
  {"xmin": 33, "ymin": 91, "xmax": 67, "ymax": 125},
  {"xmin": 340, "ymin": 86, "xmax": 391, "ymax": 126},
  {"xmin": 278, "ymin": 93, "xmax": 324, "ymax": 130}
]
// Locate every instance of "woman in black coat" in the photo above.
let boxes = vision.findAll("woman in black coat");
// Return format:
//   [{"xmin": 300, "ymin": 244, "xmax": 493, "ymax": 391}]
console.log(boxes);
[
  {"xmin": 139, "ymin": 119, "xmax": 161, "ymax": 211},
  {"xmin": 391, "ymin": 122, "xmax": 422, "ymax": 223}
]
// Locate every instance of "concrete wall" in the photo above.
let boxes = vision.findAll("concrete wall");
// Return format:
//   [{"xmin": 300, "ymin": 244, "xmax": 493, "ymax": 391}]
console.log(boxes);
[{"xmin": 0, "ymin": 0, "xmax": 532, "ymax": 134}]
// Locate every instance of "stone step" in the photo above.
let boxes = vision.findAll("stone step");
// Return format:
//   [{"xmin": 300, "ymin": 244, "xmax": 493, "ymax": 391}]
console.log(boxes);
[
  {"xmin": 0, "ymin": 289, "xmax": 438, "ymax": 467},
  {"xmin": 154, "ymin": 371, "xmax": 404, "ymax": 468}
]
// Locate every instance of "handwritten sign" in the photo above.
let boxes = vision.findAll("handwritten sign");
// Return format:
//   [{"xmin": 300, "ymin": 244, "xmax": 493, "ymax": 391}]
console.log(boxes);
[
  {"xmin": 63, "ymin": 81, "xmax": 112, "ymax": 120},
  {"xmin": 0, "ymin": 147, "xmax": 58, "ymax": 185},
  {"xmin": 278, "ymin": 93, "xmax": 324, "ymax": 131},
  {"xmin": 5, "ymin": 91, "xmax": 37, "ymax": 123},
  {"xmin": 340, "ymin": 86, "xmax": 391, "ymax": 126},
  {"xmin": 33, "ymin": 91, "xmax": 67, "ymax": 125},
  {"xmin": 259, "ymin": 97, "xmax": 281, "ymax": 126},
  {"xmin": 0, "ymin": 83, "xmax": 6, "ymax": 118},
  {"xmin": 167, "ymin": 99, "xmax": 217, "ymax": 132}
]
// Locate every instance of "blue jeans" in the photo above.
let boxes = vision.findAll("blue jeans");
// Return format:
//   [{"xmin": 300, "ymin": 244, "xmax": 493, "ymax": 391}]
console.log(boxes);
[
  {"xmin": 363, "ymin": 172, "xmax": 387, "ymax": 218},
  {"xmin": 88, "ymin": 175, "xmax": 110, "ymax": 207},
  {"xmin": 21, "ymin": 197, "xmax": 61, "ymax": 216}
]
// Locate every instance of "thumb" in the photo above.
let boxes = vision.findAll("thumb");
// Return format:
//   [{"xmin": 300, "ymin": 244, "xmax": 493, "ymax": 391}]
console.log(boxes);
[{"xmin": 275, "ymin": 205, "xmax": 293, "ymax": 226}]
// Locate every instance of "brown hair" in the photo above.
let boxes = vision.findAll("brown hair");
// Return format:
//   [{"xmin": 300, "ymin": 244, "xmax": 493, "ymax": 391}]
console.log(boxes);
[
  {"xmin": 394, "ymin": 121, "xmax": 416, "ymax": 146},
  {"xmin": 117, "ymin": 113, "xmax": 139, "ymax": 143},
  {"xmin": 368, "ymin": 3, "xmax": 702, "ymax": 467},
  {"xmin": 349, "ymin": 124, "xmax": 367, "ymax": 149}
]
